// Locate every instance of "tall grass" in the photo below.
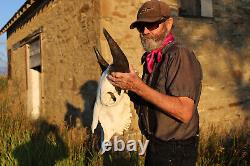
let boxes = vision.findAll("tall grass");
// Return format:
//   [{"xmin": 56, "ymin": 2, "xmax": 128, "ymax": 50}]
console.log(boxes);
[
  {"xmin": 0, "ymin": 77, "xmax": 249, "ymax": 165},
  {"xmin": 0, "ymin": 76, "xmax": 7, "ymax": 91},
  {"xmin": 198, "ymin": 125, "xmax": 249, "ymax": 166}
]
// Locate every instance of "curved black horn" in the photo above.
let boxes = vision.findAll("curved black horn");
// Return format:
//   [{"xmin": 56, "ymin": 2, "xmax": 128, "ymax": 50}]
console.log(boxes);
[
  {"xmin": 103, "ymin": 28, "xmax": 129, "ymax": 73},
  {"xmin": 93, "ymin": 47, "xmax": 109, "ymax": 72}
]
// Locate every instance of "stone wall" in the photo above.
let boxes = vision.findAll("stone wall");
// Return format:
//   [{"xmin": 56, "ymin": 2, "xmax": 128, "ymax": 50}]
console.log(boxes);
[
  {"xmin": 7, "ymin": 0, "xmax": 101, "ymax": 129},
  {"xmin": 7, "ymin": 0, "xmax": 250, "ymax": 136}
]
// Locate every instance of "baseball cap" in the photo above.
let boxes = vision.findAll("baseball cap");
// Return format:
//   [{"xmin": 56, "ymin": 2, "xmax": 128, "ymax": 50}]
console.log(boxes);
[{"xmin": 130, "ymin": 0, "xmax": 171, "ymax": 29}]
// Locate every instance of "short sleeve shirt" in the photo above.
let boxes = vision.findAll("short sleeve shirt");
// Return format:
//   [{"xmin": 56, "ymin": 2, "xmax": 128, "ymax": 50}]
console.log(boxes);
[{"xmin": 142, "ymin": 43, "xmax": 203, "ymax": 140}]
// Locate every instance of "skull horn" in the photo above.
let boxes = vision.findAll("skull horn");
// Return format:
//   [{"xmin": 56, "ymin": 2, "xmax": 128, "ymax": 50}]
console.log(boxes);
[
  {"xmin": 93, "ymin": 47, "xmax": 109, "ymax": 72},
  {"xmin": 103, "ymin": 28, "xmax": 129, "ymax": 73}
]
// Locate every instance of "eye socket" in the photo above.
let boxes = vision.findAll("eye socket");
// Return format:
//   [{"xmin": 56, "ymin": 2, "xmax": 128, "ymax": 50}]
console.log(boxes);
[
  {"xmin": 115, "ymin": 87, "xmax": 121, "ymax": 95},
  {"xmin": 108, "ymin": 92, "xmax": 116, "ymax": 102}
]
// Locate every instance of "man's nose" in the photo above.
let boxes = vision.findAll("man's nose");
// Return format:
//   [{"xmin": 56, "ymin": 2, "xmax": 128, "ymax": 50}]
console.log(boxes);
[{"xmin": 143, "ymin": 27, "xmax": 151, "ymax": 35}]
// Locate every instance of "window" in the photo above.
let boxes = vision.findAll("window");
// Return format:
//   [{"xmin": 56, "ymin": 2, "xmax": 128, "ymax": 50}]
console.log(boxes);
[
  {"xmin": 7, "ymin": 49, "xmax": 12, "ymax": 79},
  {"xmin": 29, "ymin": 38, "xmax": 41, "ymax": 72},
  {"xmin": 179, "ymin": 0, "xmax": 213, "ymax": 18}
]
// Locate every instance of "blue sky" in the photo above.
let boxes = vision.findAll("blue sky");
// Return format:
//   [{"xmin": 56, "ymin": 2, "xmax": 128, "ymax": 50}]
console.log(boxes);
[{"xmin": 0, "ymin": 0, "xmax": 26, "ymax": 67}]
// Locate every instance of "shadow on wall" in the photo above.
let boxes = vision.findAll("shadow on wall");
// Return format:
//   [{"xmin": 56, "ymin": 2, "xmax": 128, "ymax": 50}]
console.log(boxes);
[
  {"xmin": 64, "ymin": 80, "xmax": 98, "ymax": 129},
  {"xmin": 216, "ymin": 15, "xmax": 250, "ymax": 113},
  {"xmin": 216, "ymin": 6, "xmax": 250, "ymax": 114},
  {"xmin": 64, "ymin": 80, "xmax": 102, "ymax": 165},
  {"xmin": 12, "ymin": 119, "xmax": 68, "ymax": 166}
]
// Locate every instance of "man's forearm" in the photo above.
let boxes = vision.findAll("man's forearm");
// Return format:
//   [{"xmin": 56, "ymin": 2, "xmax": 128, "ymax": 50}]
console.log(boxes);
[
  {"xmin": 107, "ymin": 70, "xmax": 194, "ymax": 123},
  {"xmin": 132, "ymin": 79, "xmax": 194, "ymax": 123}
]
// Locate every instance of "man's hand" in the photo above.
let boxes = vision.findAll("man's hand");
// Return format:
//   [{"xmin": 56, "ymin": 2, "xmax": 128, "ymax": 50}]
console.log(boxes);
[{"xmin": 107, "ymin": 66, "xmax": 143, "ymax": 92}]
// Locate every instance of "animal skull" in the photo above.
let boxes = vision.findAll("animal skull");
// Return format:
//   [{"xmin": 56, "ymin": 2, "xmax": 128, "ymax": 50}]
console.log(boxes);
[{"xmin": 91, "ymin": 29, "xmax": 132, "ymax": 144}]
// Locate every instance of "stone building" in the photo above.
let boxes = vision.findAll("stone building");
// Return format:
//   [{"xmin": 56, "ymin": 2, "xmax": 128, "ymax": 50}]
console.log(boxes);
[{"xmin": 0, "ymin": 0, "xmax": 249, "ymax": 135}]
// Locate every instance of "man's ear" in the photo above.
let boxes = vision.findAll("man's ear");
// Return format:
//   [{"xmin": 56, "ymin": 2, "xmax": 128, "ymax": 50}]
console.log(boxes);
[{"xmin": 165, "ymin": 17, "xmax": 174, "ymax": 32}]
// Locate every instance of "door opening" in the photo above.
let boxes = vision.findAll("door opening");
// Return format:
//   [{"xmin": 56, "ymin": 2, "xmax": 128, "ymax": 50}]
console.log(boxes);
[{"xmin": 27, "ymin": 38, "xmax": 41, "ymax": 119}]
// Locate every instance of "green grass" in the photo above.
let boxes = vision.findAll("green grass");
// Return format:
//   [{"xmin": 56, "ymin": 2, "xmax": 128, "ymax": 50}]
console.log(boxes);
[
  {"xmin": 0, "ymin": 79, "xmax": 249, "ymax": 165},
  {"xmin": 0, "ymin": 76, "xmax": 7, "ymax": 91}
]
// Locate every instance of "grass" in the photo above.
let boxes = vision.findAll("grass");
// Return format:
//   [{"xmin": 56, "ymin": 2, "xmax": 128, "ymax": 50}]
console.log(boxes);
[
  {"xmin": 0, "ymin": 77, "xmax": 249, "ymax": 165},
  {"xmin": 198, "ymin": 126, "xmax": 249, "ymax": 166},
  {"xmin": 0, "ymin": 76, "xmax": 7, "ymax": 92}
]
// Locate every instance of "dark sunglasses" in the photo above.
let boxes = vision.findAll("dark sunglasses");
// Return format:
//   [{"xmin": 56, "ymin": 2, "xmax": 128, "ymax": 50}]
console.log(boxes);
[{"xmin": 136, "ymin": 17, "xmax": 168, "ymax": 33}]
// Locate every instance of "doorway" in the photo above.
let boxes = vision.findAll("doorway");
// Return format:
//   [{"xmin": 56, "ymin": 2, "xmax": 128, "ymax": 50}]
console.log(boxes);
[{"xmin": 27, "ymin": 38, "xmax": 41, "ymax": 119}]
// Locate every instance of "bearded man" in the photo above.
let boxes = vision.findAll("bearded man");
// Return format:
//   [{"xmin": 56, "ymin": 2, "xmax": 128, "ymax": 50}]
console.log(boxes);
[{"xmin": 108, "ymin": 1, "xmax": 202, "ymax": 165}]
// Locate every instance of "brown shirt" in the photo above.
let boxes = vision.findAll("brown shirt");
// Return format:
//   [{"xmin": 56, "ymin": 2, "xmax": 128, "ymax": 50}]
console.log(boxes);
[{"xmin": 137, "ymin": 42, "xmax": 202, "ymax": 141}]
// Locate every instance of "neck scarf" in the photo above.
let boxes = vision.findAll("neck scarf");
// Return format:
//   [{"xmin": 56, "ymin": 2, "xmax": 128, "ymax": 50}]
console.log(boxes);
[{"xmin": 146, "ymin": 33, "xmax": 174, "ymax": 73}]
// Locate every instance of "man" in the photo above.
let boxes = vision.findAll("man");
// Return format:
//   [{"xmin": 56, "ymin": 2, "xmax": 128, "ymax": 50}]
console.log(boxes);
[{"xmin": 108, "ymin": 0, "xmax": 202, "ymax": 165}]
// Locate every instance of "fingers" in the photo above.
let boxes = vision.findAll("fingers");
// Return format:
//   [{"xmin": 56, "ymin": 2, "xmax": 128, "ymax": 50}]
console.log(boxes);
[
  {"xmin": 107, "ymin": 76, "xmax": 126, "ymax": 90},
  {"xmin": 108, "ymin": 79, "xmax": 120, "ymax": 88},
  {"xmin": 107, "ymin": 74, "xmax": 119, "ymax": 84},
  {"xmin": 107, "ymin": 70, "xmax": 138, "ymax": 90},
  {"xmin": 110, "ymin": 72, "xmax": 125, "ymax": 78},
  {"xmin": 107, "ymin": 74, "xmax": 124, "ymax": 84}
]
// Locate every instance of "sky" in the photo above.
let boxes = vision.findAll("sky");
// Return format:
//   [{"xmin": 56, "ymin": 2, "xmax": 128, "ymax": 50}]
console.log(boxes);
[{"xmin": 0, "ymin": 0, "xmax": 26, "ymax": 69}]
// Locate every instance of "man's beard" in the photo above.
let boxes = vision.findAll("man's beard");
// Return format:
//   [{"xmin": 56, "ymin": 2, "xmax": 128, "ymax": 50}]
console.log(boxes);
[{"xmin": 140, "ymin": 28, "xmax": 168, "ymax": 52}]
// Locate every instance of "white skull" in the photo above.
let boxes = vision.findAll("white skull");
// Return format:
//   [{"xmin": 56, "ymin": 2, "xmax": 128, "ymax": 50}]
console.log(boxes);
[{"xmin": 91, "ymin": 67, "xmax": 131, "ymax": 143}]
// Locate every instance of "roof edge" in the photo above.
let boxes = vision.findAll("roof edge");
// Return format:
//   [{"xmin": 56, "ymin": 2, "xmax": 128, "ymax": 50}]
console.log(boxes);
[{"xmin": 0, "ymin": 0, "xmax": 38, "ymax": 36}]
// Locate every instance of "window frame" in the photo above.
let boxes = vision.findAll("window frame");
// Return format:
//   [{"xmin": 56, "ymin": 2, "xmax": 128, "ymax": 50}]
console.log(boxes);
[
  {"xmin": 7, "ymin": 49, "xmax": 12, "ymax": 80},
  {"xmin": 179, "ymin": 0, "xmax": 213, "ymax": 18}
]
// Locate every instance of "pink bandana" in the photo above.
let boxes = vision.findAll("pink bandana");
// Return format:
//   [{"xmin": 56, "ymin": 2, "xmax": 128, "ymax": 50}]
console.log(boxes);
[{"xmin": 146, "ymin": 33, "xmax": 174, "ymax": 73}]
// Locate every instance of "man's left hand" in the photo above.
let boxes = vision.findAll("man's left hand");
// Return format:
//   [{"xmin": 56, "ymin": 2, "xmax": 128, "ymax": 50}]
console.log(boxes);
[{"xmin": 107, "ymin": 66, "xmax": 142, "ymax": 92}]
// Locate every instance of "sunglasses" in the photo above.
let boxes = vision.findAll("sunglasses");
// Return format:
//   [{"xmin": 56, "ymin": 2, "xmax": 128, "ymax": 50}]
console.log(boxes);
[{"xmin": 136, "ymin": 17, "xmax": 168, "ymax": 33}]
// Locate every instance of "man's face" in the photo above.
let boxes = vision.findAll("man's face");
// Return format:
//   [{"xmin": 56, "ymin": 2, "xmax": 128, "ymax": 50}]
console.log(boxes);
[{"xmin": 139, "ymin": 20, "xmax": 170, "ymax": 52}]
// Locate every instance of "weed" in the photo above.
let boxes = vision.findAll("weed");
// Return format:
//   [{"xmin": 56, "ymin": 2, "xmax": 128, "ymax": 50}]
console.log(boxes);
[{"xmin": 0, "ymin": 81, "xmax": 249, "ymax": 165}]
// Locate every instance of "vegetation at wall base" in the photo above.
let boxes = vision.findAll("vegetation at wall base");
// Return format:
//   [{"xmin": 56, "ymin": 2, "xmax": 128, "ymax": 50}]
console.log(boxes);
[
  {"xmin": 198, "ymin": 126, "xmax": 249, "ymax": 166},
  {"xmin": 0, "ymin": 78, "xmax": 249, "ymax": 165},
  {"xmin": 0, "ymin": 76, "xmax": 7, "ymax": 91}
]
